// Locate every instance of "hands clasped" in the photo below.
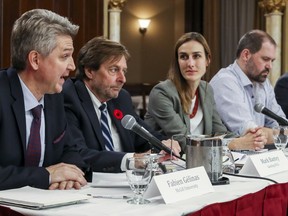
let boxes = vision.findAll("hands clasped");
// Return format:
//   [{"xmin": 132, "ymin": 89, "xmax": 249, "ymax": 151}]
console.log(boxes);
[
  {"xmin": 46, "ymin": 163, "xmax": 87, "ymax": 190},
  {"xmin": 243, "ymin": 127, "xmax": 267, "ymax": 150}
]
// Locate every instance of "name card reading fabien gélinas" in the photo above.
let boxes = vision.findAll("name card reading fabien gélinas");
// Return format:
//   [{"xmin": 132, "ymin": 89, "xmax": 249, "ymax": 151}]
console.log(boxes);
[
  {"xmin": 240, "ymin": 150, "xmax": 288, "ymax": 177},
  {"xmin": 144, "ymin": 166, "xmax": 214, "ymax": 204}
]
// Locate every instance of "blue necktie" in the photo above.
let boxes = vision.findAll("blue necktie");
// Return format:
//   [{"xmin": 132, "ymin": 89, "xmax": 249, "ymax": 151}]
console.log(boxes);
[
  {"xmin": 25, "ymin": 105, "xmax": 42, "ymax": 166},
  {"xmin": 99, "ymin": 104, "xmax": 114, "ymax": 151}
]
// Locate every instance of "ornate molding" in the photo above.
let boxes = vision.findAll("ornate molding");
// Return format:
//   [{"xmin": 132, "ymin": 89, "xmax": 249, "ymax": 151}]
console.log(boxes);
[
  {"xmin": 109, "ymin": 0, "xmax": 127, "ymax": 10},
  {"xmin": 258, "ymin": 0, "xmax": 286, "ymax": 13}
]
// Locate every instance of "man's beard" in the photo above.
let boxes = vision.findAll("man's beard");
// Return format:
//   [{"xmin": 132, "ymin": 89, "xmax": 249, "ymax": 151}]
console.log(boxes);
[
  {"xmin": 246, "ymin": 59, "xmax": 269, "ymax": 83},
  {"xmin": 252, "ymin": 71, "xmax": 269, "ymax": 83}
]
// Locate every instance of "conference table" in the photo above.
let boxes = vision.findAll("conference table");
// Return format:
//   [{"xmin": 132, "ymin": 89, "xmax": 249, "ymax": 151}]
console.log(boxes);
[{"xmin": 4, "ymin": 164, "xmax": 288, "ymax": 216}]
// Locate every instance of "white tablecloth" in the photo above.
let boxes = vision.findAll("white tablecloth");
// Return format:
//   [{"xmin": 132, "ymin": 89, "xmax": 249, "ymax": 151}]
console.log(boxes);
[{"xmin": 9, "ymin": 170, "xmax": 288, "ymax": 216}]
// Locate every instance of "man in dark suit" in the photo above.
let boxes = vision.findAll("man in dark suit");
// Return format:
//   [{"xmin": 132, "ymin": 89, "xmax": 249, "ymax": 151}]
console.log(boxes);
[
  {"xmin": 275, "ymin": 73, "xmax": 288, "ymax": 118},
  {"xmin": 63, "ymin": 37, "xmax": 181, "ymax": 173},
  {"xmin": 0, "ymin": 9, "xmax": 88, "ymax": 190}
]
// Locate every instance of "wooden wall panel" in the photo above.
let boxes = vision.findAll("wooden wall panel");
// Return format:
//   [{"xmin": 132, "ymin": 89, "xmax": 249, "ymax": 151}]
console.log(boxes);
[
  {"xmin": 85, "ymin": 0, "xmax": 103, "ymax": 41},
  {"xmin": 53, "ymin": 0, "xmax": 69, "ymax": 17},
  {"xmin": 19, "ymin": 0, "xmax": 37, "ymax": 12},
  {"xmin": 0, "ymin": 0, "xmax": 103, "ymax": 70},
  {"xmin": 1, "ymin": 0, "xmax": 19, "ymax": 68},
  {"xmin": 70, "ymin": 0, "xmax": 86, "ymax": 64},
  {"xmin": 36, "ymin": 0, "xmax": 54, "ymax": 10}
]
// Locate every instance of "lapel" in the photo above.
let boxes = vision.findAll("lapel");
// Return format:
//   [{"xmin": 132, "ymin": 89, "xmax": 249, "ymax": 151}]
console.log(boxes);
[
  {"xmin": 43, "ymin": 96, "xmax": 53, "ymax": 147},
  {"xmin": 7, "ymin": 68, "xmax": 26, "ymax": 150},
  {"xmin": 107, "ymin": 100, "xmax": 125, "ymax": 137},
  {"xmin": 168, "ymin": 80, "xmax": 191, "ymax": 134},
  {"xmin": 183, "ymin": 108, "xmax": 190, "ymax": 133},
  {"xmin": 75, "ymin": 80, "xmax": 106, "ymax": 150},
  {"xmin": 107, "ymin": 98, "xmax": 132, "ymax": 151},
  {"xmin": 198, "ymin": 81, "xmax": 211, "ymax": 135}
]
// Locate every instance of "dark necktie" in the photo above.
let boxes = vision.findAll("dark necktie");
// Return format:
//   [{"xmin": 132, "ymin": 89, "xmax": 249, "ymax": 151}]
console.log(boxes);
[
  {"xmin": 25, "ymin": 105, "xmax": 42, "ymax": 166},
  {"xmin": 99, "ymin": 104, "xmax": 114, "ymax": 151}
]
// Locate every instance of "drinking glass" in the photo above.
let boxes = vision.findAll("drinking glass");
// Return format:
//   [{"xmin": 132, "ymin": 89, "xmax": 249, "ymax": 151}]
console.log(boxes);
[
  {"xmin": 126, "ymin": 156, "xmax": 152, "ymax": 204},
  {"xmin": 167, "ymin": 134, "xmax": 186, "ymax": 172},
  {"xmin": 221, "ymin": 138, "xmax": 235, "ymax": 174},
  {"xmin": 272, "ymin": 126, "xmax": 288, "ymax": 151},
  {"xmin": 146, "ymin": 153, "xmax": 165, "ymax": 176}
]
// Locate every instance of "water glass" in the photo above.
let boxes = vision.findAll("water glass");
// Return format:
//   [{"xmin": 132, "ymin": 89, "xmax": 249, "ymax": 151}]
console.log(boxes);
[
  {"xmin": 126, "ymin": 157, "xmax": 152, "ymax": 204},
  {"xmin": 168, "ymin": 134, "xmax": 186, "ymax": 172},
  {"xmin": 146, "ymin": 153, "xmax": 165, "ymax": 176},
  {"xmin": 272, "ymin": 126, "xmax": 288, "ymax": 151},
  {"xmin": 221, "ymin": 138, "xmax": 235, "ymax": 174}
]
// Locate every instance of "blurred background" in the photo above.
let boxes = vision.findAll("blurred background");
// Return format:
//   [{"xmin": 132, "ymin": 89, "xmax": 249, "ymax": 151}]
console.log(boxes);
[{"xmin": 0, "ymin": 0, "xmax": 287, "ymax": 85}]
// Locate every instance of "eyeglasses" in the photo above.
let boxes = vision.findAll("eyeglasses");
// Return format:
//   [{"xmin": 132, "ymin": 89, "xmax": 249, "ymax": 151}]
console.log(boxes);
[{"xmin": 107, "ymin": 66, "xmax": 128, "ymax": 76}]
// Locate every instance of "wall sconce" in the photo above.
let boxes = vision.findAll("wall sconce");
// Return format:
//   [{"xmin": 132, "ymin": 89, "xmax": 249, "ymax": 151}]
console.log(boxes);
[{"xmin": 138, "ymin": 19, "xmax": 151, "ymax": 34}]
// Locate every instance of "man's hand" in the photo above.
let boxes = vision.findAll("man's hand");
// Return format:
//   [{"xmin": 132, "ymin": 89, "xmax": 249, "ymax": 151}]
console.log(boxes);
[
  {"xmin": 46, "ymin": 163, "xmax": 87, "ymax": 190},
  {"xmin": 161, "ymin": 139, "xmax": 181, "ymax": 156},
  {"xmin": 248, "ymin": 127, "xmax": 268, "ymax": 150},
  {"xmin": 49, "ymin": 181, "xmax": 83, "ymax": 190},
  {"xmin": 231, "ymin": 127, "xmax": 268, "ymax": 150},
  {"xmin": 157, "ymin": 139, "xmax": 181, "ymax": 162},
  {"xmin": 134, "ymin": 150, "xmax": 151, "ymax": 158}
]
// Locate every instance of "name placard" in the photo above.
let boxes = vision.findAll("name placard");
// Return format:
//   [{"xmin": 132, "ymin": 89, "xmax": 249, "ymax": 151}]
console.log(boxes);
[
  {"xmin": 239, "ymin": 150, "xmax": 288, "ymax": 177},
  {"xmin": 144, "ymin": 166, "xmax": 214, "ymax": 204}
]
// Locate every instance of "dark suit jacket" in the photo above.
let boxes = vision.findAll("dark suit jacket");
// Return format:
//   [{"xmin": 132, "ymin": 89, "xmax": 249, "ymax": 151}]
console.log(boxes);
[
  {"xmin": 275, "ymin": 73, "xmax": 288, "ymax": 118},
  {"xmin": 0, "ymin": 68, "xmax": 87, "ymax": 190},
  {"xmin": 62, "ymin": 78, "xmax": 163, "ymax": 173}
]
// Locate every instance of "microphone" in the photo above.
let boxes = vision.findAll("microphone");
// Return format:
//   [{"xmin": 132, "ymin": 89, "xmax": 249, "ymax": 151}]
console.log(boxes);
[
  {"xmin": 121, "ymin": 114, "xmax": 185, "ymax": 161},
  {"xmin": 254, "ymin": 103, "xmax": 288, "ymax": 126}
]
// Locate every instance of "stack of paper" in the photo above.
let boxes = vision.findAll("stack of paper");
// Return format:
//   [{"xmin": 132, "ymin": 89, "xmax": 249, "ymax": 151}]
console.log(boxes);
[{"xmin": 0, "ymin": 186, "xmax": 90, "ymax": 210}]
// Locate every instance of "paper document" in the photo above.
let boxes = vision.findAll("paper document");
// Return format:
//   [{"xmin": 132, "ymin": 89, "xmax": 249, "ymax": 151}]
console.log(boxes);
[
  {"xmin": 90, "ymin": 172, "xmax": 129, "ymax": 188},
  {"xmin": 232, "ymin": 151, "xmax": 247, "ymax": 165},
  {"xmin": 0, "ymin": 186, "xmax": 90, "ymax": 210},
  {"xmin": 232, "ymin": 149, "xmax": 269, "ymax": 166}
]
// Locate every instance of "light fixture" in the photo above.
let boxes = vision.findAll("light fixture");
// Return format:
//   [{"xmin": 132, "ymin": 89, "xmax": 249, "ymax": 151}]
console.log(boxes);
[{"xmin": 138, "ymin": 19, "xmax": 151, "ymax": 34}]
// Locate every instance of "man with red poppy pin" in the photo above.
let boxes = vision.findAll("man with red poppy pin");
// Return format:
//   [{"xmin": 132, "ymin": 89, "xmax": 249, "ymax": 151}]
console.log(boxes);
[
  {"xmin": 114, "ymin": 109, "xmax": 123, "ymax": 120},
  {"xmin": 63, "ymin": 37, "xmax": 181, "ymax": 173}
]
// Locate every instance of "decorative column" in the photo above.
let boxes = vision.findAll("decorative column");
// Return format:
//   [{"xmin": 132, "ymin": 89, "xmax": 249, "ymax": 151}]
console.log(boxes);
[
  {"xmin": 108, "ymin": 0, "xmax": 127, "ymax": 42},
  {"xmin": 259, "ymin": 0, "xmax": 286, "ymax": 86}
]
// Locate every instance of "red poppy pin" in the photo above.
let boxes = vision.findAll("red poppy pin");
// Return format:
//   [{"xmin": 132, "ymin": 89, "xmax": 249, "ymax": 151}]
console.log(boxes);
[{"xmin": 114, "ymin": 109, "xmax": 123, "ymax": 120}]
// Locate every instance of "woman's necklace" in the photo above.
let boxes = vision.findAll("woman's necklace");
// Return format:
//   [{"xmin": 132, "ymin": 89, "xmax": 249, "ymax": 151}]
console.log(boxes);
[{"xmin": 189, "ymin": 89, "xmax": 199, "ymax": 119}]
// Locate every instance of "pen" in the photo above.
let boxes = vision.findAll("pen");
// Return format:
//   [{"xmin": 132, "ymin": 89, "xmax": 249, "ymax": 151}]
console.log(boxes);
[
  {"xmin": 222, "ymin": 158, "xmax": 229, "ymax": 163},
  {"xmin": 87, "ymin": 194, "xmax": 130, "ymax": 199}
]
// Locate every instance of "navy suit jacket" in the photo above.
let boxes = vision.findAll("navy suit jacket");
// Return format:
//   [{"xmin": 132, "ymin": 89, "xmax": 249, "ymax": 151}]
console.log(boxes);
[
  {"xmin": 275, "ymin": 73, "xmax": 288, "ymax": 118},
  {"xmin": 63, "ymin": 78, "xmax": 164, "ymax": 173},
  {"xmin": 0, "ymin": 68, "xmax": 87, "ymax": 190}
]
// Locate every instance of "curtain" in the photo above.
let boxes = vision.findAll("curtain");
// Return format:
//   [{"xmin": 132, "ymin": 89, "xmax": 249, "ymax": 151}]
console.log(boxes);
[
  {"xmin": 202, "ymin": 0, "xmax": 266, "ymax": 81},
  {"xmin": 203, "ymin": 0, "xmax": 221, "ymax": 81},
  {"xmin": 219, "ymin": 0, "xmax": 255, "ymax": 69}
]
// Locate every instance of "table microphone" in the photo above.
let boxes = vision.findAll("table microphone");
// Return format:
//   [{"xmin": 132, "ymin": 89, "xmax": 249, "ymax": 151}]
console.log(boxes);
[
  {"xmin": 121, "ymin": 114, "xmax": 185, "ymax": 161},
  {"xmin": 254, "ymin": 103, "xmax": 288, "ymax": 126}
]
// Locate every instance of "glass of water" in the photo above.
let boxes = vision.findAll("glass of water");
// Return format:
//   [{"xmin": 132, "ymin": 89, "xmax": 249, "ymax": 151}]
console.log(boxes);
[
  {"xmin": 146, "ymin": 153, "xmax": 165, "ymax": 176},
  {"xmin": 126, "ymin": 156, "xmax": 152, "ymax": 204},
  {"xmin": 221, "ymin": 138, "xmax": 235, "ymax": 174},
  {"xmin": 272, "ymin": 126, "xmax": 288, "ymax": 151}
]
